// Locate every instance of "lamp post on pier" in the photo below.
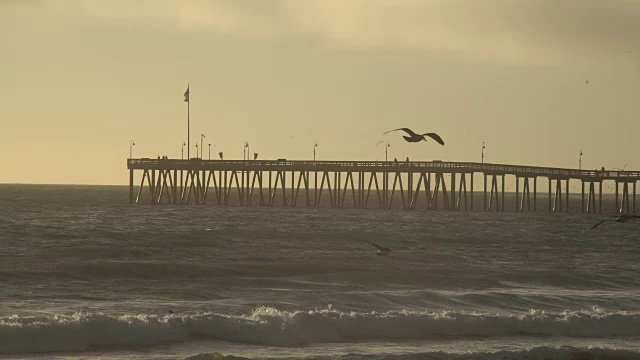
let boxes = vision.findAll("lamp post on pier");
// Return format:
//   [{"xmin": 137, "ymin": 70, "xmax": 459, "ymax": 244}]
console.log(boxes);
[
  {"xmin": 579, "ymin": 150, "xmax": 583, "ymax": 170},
  {"xmin": 314, "ymin": 142, "xmax": 318, "ymax": 162},
  {"xmin": 181, "ymin": 140, "xmax": 185, "ymax": 160},
  {"xmin": 385, "ymin": 142, "xmax": 390, "ymax": 162},
  {"xmin": 130, "ymin": 140, "xmax": 135, "ymax": 159},
  {"xmin": 195, "ymin": 143, "xmax": 198, "ymax": 159},
  {"xmin": 482, "ymin": 142, "xmax": 486, "ymax": 164},
  {"xmin": 244, "ymin": 141, "xmax": 249, "ymax": 161},
  {"xmin": 208, "ymin": 143, "xmax": 211, "ymax": 160},
  {"xmin": 200, "ymin": 134, "xmax": 206, "ymax": 158}
]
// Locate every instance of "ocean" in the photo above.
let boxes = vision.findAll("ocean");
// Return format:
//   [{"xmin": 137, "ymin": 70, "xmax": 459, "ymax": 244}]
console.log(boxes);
[{"xmin": 0, "ymin": 184, "xmax": 639, "ymax": 359}]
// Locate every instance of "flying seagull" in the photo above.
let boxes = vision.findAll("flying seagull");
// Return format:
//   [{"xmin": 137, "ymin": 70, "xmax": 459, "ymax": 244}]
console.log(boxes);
[
  {"xmin": 383, "ymin": 128, "xmax": 445, "ymax": 145},
  {"xmin": 591, "ymin": 214, "xmax": 640, "ymax": 230},
  {"xmin": 362, "ymin": 240, "xmax": 391, "ymax": 256}
]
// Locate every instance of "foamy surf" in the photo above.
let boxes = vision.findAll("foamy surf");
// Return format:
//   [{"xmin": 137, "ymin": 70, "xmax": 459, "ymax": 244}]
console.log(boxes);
[
  {"xmin": 184, "ymin": 347, "xmax": 640, "ymax": 360},
  {"xmin": 2, "ymin": 306, "xmax": 640, "ymax": 354}
]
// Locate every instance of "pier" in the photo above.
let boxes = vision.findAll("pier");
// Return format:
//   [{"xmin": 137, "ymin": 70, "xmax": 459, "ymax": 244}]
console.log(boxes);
[{"xmin": 128, "ymin": 159, "xmax": 639, "ymax": 214}]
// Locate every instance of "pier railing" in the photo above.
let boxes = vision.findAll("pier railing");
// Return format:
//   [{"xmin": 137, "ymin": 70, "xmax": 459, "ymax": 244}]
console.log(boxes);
[{"xmin": 128, "ymin": 159, "xmax": 639, "ymax": 180}]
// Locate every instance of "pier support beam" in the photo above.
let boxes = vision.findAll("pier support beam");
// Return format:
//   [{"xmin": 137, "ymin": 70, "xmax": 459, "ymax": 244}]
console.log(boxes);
[
  {"xmin": 487, "ymin": 174, "xmax": 500, "ymax": 211},
  {"xmin": 516, "ymin": 176, "xmax": 531, "ymax": 212},
  {"xmin": 501, "ymin": 175, "xmax": 505, "ymax": 212},
  {"xmin": 450, "ymin": 173, "xmax": 456, "ymax": 211},
  {"xmin": 586, "ymin": 181, "xmax": 598, "ymax": 214},
  {"xmin": 515, "ymin": 176, "xmax": 519, "ymax": 212},
  {"xmin": 634, "ymin": 181, "xmax": 637, "ymax": 214},
  {"xmin": 581, "ymin": 180, "xmax": 585, "ymax": 213},
  {"xmin": 455, "ymin": 173, "xmax": 468, "ymax": 211},
  {"xmin": 619, "ymin": 181, "xmax": 632, "ymax": 214},
  {"xmin": 533, "ymin": 177, "xmax": 537, "ymax": 211},
  {"xmin": 470, "ymin": 173, "xmax": 474, "ymax": 211},
  {"xmin": 615, "ymin": 181, "xmax": 620, "ymax": 214},
  {"xmin": 565, "ymin": 179, "xmax": 570, "ymax": 213},
  {"xmin": 552, "ymin": 178, "xmax": 563, "ymax": 213},
  {"xmin": 127, "ymin": 160, "xmax": 638, "ymax": 213},
  {"xmin": 599, "ymin": 181, "xmax": 602, "ymax": 214},
  {"xmin": 548, "ymin": 177, "xmax": 552, "ymax": 212},
  {"xmin": 129, "ymin": 169, "xmax": 134, "ymax": 205},
  {"xmin": 483, "ymin": 174, "xmax": 487, "ymax": 211}
]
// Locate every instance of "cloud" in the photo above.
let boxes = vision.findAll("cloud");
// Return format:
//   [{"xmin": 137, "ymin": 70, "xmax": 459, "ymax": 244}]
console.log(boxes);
[
  {"xmin": 312, "ymin": 0, "xmax": 640, "ymax": 64},
  {"xmin": 46, "ymin": 0, "xmax": 640, "ymax": 66}
]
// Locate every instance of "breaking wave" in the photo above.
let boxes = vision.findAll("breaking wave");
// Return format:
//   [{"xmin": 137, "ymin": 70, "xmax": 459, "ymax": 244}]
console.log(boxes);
[
  {"xmin": 2, "ymin": 306, "xmax": 639, "ymax": 355},
  {"xmin": 185, "ymin": 347, "xmax": 640, "ymax": 360}
]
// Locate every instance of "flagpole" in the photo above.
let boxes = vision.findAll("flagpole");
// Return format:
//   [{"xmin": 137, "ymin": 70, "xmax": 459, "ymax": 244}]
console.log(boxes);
[{"xmin": 187, "ymin": 84, "xmax": 190, "ymax": 159}]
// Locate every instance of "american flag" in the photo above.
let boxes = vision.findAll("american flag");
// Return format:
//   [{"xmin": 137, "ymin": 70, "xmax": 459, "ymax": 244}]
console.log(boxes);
[{"xmin": 184, "ymin": 86, "xmax": 189, "ymax": 102}]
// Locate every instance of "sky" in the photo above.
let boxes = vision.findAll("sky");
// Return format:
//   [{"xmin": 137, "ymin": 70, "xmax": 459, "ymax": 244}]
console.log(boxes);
[{"xmin": 2, "ymin": 0, "xmax": 639, "ymax": 185}]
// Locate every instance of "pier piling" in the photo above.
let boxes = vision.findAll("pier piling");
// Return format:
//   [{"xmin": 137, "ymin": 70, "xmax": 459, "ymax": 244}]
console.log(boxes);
[{"xmin": 127, "ymin": 159, "xmax": 639, "ymax": 214}]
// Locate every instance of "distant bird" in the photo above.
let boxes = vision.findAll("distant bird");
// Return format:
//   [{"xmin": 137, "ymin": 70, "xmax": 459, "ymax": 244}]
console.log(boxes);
[
  {"xmin": 591, "ymin": 214, "xmax": 640, "ymax": 230},
  {"xmin": 362, "ymin": 241, "xmax": 391, "ymax": 256},
  {"xmin": 384, "ymin": 128, "xmax": 445, "ymax": 145}
]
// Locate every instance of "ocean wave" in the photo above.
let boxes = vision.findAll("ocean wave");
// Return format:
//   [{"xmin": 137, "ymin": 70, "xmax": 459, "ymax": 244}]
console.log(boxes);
[
  {"xmin": 185, "ymin": 346, "xmax": 640, "ymax": 360},
  {"xmin": 186, "ymin": 346, "xmax": 640, "ymax": 360},
  {"xmin": 1, "ymin": 306, "xmax": 640, "ymax": 355}
]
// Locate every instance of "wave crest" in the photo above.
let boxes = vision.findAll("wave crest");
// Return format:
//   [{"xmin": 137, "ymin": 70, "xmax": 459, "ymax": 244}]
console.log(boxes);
[{"xmin": 1, "ymin": 306, "xmax": 640, "ymax": 354}]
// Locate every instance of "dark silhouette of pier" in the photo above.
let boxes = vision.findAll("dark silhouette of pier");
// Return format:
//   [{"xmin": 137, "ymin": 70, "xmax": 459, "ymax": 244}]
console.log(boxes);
[{"xmin": 127, "ymin": 159, "xmax": 638, "ymax": 214}]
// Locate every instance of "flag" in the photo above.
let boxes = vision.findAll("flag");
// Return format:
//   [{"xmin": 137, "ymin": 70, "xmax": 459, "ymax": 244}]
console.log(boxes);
[{"xmin": 184, "ymin": 86, "xmax": 190, "ymax": 102}]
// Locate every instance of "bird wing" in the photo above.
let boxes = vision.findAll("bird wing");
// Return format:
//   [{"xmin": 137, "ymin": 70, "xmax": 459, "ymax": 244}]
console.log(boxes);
[
  {"xmin": 384, "ymin": 128, "xmax": 417, "ymax": 137},
  {"xmin": 423, "ymin": 132, "xmax": 445, "ymax": 145},
  {"xmin": 590, "ymin": 218, "xmax": 609, "ymax": 230}
]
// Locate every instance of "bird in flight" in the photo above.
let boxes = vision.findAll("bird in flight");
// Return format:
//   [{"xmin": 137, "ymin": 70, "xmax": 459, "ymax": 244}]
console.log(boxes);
[
  {"xmin": 590, "ymin": 214, "xmax": 640, "ymax": 230},
  {"xmin": 384, "ymin": 128, "xmax": 445, "ymax": 145},
  {"xmin": 361, "ymin": 241, "xmax": 391, "ymax": 256}
]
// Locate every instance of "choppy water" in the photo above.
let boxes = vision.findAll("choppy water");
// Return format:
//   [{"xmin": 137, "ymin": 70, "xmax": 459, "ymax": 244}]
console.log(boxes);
[{"xmin": 0, "ymin": 184, "xmax": 639, "ymax": 359}]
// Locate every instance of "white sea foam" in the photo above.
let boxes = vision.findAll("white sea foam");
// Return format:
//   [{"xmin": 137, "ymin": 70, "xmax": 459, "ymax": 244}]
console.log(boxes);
[
  {"xmin": 185, "ymin": 347, "xmax": 640, "ymax": 360},
  {"xmin": 190, "ymin": 346, "xmax": 640, "ymax": 360},
  {"xmin": 1, "ymin": 307, "xmax": 639, "ymax": 355}
]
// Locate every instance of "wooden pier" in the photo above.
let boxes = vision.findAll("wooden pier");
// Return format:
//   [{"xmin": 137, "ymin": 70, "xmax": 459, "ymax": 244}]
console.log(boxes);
[{"xmin": 128, "ymin": 159, "xmax": 639, "ymax": 214}]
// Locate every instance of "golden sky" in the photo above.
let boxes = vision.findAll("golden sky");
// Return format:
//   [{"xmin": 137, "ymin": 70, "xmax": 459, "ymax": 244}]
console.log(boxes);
[{"xmin": 2, "ymin": 0, "xmax": 639, "ymax": 185}]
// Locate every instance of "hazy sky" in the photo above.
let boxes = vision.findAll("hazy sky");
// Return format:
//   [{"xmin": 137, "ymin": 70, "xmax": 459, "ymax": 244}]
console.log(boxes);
[{"xmin": 2, "ymin": 0, "xmax": 639, "ymax": 185}]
